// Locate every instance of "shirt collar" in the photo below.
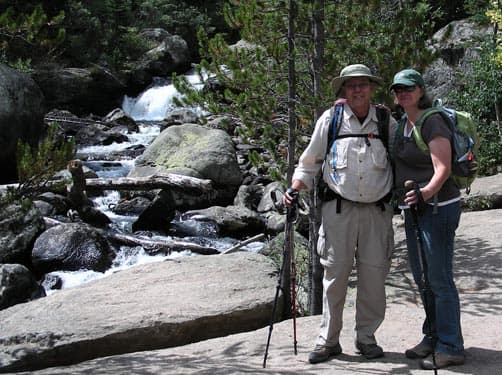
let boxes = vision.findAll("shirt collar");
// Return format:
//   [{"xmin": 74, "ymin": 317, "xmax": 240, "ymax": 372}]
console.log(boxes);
[{"xmin": 343, "ymin": 104, "xmax": 377, "ymax": 123}]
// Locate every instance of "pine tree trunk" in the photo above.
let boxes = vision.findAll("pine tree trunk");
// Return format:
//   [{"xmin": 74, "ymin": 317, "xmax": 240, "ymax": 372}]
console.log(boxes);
[{"xmin": 308, "ymin": 0, "xmax": 325, "ymax": 315}]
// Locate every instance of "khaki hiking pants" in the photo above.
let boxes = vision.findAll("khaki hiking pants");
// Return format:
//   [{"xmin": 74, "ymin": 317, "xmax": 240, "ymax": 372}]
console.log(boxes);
[{"xmin": 316, "ymin": 199, "xmax": 394, "ymax": 347}]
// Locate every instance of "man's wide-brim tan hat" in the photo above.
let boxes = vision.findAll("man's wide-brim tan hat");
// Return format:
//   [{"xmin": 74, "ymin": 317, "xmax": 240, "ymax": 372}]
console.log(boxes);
[{"xmin": 332, "ymin": 64, "xmax": 383, "ymax": 94}]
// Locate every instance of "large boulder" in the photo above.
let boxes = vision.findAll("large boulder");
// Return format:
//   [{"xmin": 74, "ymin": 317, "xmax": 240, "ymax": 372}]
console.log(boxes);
[
  {"xmin": 0, "ymin": 252, "xmax": 279, "ymax": 372},
  {"xmin": 129, "ymin": 123, "xmax": 242, "ymax": 207},
  {"xmin": 74, "ymin": 122, "xmax": 129, "ymax": 147},
  {"xmin": 0, "ymin": 63, "xmax": 46, "ymax": 183},
  {"xmin": 424, "ymin": 20, "xmax": 493, "ymax": 101},
  {"xmin": 31, "ymin": 223, "xmax": 114, "ymax": 275},
  {"xmin": 233, "ymin": 184, "xmax": 265, "ymax": 211},
  {"xmin": 44, "ymin": 109, "xmax": 135, "ymax": 148},
  {"xmin": 183, "ymin": 205, "xmax": 266, "ymax": 238},
  {"xmin": 462, "ymin": 173, "xmax": 502, "ymax": 211},
  {"xmin": 31, "ymin": 65, "xmax": 126, "ymax": 116},
  {"xmin": 125, "ymin": 29, "xmax": 191, "ymax": 94}
]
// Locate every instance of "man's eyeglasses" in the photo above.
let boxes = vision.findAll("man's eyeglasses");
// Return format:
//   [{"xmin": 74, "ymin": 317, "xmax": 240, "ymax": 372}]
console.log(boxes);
[
  {"xmin": 344, "ymin": 82, "xmax": 370, "ymax": 90},
  {"xmin": 393, "ymin": 85, "xmax": 416, "ymax": 94}
]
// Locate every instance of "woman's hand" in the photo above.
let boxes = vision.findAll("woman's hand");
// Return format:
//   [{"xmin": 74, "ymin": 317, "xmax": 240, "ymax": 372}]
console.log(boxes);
[{"xmin": 404, "ymin": 188, "xmax": 421, "ymax": 206}]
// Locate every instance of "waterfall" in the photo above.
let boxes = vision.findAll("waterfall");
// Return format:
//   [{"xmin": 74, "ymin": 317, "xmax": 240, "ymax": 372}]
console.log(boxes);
[{"xmin": 122, "ymin": 73, "xmax": 205, "ymax": 121}]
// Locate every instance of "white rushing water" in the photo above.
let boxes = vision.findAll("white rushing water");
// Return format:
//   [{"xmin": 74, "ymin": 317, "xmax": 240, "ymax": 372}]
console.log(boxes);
[
  {"xmin": 78, "ymin": 123, "xmax": 161, "ymax": 156},
  {"xmin": 122, "ymin": 73, "xmax": 206, "ymax": 121},
  {"xmin": 44, "ymin": 73, "xmax": 264, "ymax": 294}
]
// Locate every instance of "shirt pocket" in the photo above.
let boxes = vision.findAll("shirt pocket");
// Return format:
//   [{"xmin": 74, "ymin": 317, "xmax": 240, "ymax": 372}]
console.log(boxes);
[
  {"xmin": 370, "ymin": 141, "xmax": 388, "ymax": 169},
  {"xmin": 334, "ymin": 140, "xmax": 348, "ymax": 169}
]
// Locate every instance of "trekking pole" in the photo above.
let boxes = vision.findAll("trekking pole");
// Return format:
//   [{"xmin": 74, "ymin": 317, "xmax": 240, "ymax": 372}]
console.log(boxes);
[
  {"xmin": 288, "ymin": 198, "xmax": 298, "ymax": 356},
  {"xmin": 404, "ymin": 180, "xmax": 438, "ymax": 375},
  {"xmin": 263, "ymin": 189, "xmax": 299, "ymax": 368}
]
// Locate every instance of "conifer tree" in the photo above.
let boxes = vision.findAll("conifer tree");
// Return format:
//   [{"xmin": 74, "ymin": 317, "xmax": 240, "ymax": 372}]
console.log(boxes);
[
  {"xmin": 0, "ymin": 3, "xmax": 65, "ymax": 66},
  {"xmin": 174, "ymin": 0, "xmax": 437, "ymax": 315},
  {"xmin": 176, "ymin": 0, "xmax": 435, "ymax": 179}
]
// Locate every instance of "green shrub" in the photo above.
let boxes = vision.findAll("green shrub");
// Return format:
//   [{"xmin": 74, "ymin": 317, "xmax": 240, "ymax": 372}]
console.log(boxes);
[
  {"xmin": 12, "ymin": 122, "xmax": 75, "ymax": 201},
  {"xmin": 450, "ymin": 41, "xmax": 502, "ymax": 175}
]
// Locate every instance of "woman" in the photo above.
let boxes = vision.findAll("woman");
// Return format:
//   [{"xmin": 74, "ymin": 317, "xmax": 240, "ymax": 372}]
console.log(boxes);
[{"xmin": 391, "ymin": 69, "xmax": 465, "ymax": 370}]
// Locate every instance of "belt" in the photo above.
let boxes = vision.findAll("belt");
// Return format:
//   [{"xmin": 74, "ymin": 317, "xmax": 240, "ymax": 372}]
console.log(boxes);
[{"xmin": 321, "ymin": 187, "xmax": 392, "ymax": 213}]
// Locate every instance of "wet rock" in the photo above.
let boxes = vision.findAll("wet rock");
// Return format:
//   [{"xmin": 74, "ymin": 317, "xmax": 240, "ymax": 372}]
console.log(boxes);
[
  {"xmin": 32, "ymin": 223, "xmax": 114, "ymax": 275},
  {"xmin": 0, "ymin": 201, "xmax": 46, "ymax": 266},
  {"xmin": 0, "ymin": 264, "xmax": 45, "ymax": 310}
]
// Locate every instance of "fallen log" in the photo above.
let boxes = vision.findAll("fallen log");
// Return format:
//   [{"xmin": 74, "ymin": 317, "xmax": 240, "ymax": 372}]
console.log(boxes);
[
  {"xmin": 106, "ymin": 232, "xmax": 220, "ymax": 256},
  {"xmin": 221, "ymin": 233, "xmax": 266, "ymax": 254},
  {"xmin": 66, "ymin": 160, "xmax": 214, "ymax": 229},
  {"xmin": 43, "ymin": 217, "xmax": 220, "ymax": 256},
  {"xmin": 84, "ymin": 173, "xmax": 214, "ymax": 194}
]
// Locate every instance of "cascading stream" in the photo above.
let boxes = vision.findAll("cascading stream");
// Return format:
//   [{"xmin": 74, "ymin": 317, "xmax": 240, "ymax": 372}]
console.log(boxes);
[{"xmin": 45, "ymin": 73, "xmax": 262, "ymax": 293}]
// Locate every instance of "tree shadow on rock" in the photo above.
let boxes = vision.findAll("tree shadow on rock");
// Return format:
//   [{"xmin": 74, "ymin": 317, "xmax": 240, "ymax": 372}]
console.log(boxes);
[
  {"xmin": 385, "ymin": 237, "xmax": 421, "ymax": 306},
  {"xmin": 384, "ymin": 226, "xmax": 502, "ymax": 317},
  {"xmin": 454, "ymin": 235, "xmax": 502, "ymax": 316}
]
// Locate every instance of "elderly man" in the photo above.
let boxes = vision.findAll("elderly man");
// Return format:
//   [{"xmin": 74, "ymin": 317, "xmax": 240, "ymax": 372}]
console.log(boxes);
[{"xmin": 284, "ymin": 64, "xmax": 395, "ymax": 364}]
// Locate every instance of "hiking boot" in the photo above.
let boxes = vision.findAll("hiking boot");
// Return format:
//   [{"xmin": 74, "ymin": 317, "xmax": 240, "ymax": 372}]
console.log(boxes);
[
  {"xmin": 420, "ymin": 352, "xmax": 465, "ymax": 370},
  {"xmin": 355, "ymin": 342, "xmax": 384, "ymax": 359},
  {"xmin": 308, "ymin": 343, "xmax": 342, "ymax": 364},
  {"xmin": 405, "ymin": 339, "xmax": 434, "ymax": 359}
]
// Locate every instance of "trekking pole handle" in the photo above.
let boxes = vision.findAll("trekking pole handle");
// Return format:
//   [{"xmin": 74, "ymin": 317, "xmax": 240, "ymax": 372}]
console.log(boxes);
[
  {"xmin": 285, "ymin": 188, "xmax": 299, "ymax": 223},
  {"xmin": 404, "ymin": 180, "xmax": 426, "ymax": 212},
  {"xmin": 404, "ymin": 180, "xmax": 418, "ymax": 193},
  {"xmin": 285, "ymin": 187, "xmax": 299, "ymax": 201},
  {"xmin": 404, "ymin": 180, "xmax": 420, "ymax": 217},
  {"xmin": 277, "ymin": 187, "xmax": 298, "ymax": 209}
]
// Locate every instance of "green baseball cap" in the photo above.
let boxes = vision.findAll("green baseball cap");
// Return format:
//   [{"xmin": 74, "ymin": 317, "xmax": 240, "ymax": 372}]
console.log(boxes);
[
  {"xmin": 332, "ymin": 64, "xmax": 383, "ymax": 94},
  {"xmin": 390, "ymin": 69, "xmax": 425, "ymax": 90}
]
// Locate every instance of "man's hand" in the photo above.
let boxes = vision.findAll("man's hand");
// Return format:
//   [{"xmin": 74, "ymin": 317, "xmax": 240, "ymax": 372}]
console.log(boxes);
[
  {"xmin": 282, "ymin": 187, "xmax": 299, "ymax": 207},
  {"xmin": 334, "ymin": 98, "xmax": 347, "ymax": 106}
]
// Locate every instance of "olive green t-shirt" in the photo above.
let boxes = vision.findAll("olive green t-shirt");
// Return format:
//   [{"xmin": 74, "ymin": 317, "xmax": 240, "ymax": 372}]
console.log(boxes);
[{"xmin": 394, "ymin": 113, "xmax": 460, "ymax": 205}]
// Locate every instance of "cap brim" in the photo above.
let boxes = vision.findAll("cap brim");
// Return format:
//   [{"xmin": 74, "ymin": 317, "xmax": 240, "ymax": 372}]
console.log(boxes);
[
  {"xmin": 390, "ymin": 78, "xmax": 417, "ymax": 90},
  {"xmin": 333, "ymin": 75, "xmax": 383, "ymax": 95}
]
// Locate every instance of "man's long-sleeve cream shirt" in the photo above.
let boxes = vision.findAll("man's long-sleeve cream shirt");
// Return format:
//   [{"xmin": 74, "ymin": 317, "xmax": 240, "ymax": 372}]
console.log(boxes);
[{"xmin": 292, "ymin": 104, "xmax": 395, "ymax": 203}]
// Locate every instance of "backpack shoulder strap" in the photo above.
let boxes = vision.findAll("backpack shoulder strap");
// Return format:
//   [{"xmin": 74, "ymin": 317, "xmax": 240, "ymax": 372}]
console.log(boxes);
[
  {"xmin": 326, "ymin": 103, "xmax": 344, "ymax": 156},
  {"xmin": 415, "ymin": 107, "xmax": 442, "ymax": 127},
  {"xmin": 376, "ymin": 106, "xmax": 390, "ymax": 151},
  {"xmin": 392, "ymin": 115, "xmax": 406, "ymax": 156},
  {"xmin": 412, "ymin": 108, "xmax": 442, "ymax": 153},
  {"xmin": 327, "ymin": 104, "xmax": 390, "ymax": 154}
]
